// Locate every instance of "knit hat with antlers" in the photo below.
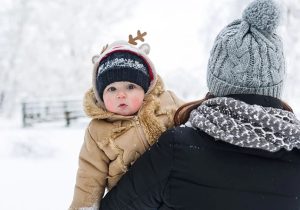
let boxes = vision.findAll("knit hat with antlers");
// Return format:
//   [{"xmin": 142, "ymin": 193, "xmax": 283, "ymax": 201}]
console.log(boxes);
[{"xmin": 92, "ymin": 30, "xmax": 156, "ymax": 102}]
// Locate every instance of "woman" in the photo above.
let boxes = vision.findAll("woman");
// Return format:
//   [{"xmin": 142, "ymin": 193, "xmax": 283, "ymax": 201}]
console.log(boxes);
[{"xmin": 99, "ymin": 0, "xmax": 300, "ymax": 209}]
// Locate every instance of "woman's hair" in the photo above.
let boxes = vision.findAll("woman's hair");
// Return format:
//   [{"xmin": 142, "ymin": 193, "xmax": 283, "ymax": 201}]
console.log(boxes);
[
  {"xmin": 174, "ymin": 93, "xmax": 294, "ymax": 126},
  {"xmin": 282, "ymin": 101, "xmax": 293, "ymax": 113},
  {"xmin": 174, "ymin": 93, "xmax": 214, "ymax": 126}
]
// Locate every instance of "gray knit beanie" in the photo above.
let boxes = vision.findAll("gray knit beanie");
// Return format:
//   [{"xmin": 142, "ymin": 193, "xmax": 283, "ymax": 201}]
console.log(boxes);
[{"xmin": 207, "ymin": 0, "xmax": 285, "ymax": 98}]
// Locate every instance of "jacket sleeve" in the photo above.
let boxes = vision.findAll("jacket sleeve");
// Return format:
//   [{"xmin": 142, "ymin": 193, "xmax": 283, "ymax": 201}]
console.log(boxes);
[
  {"xmin": 99, "ymin": 129, "xmax": 175, "ymax": 210},
  {"xmin": 69, "ymin": 126, "xmax": 109, "ymax": 210}
]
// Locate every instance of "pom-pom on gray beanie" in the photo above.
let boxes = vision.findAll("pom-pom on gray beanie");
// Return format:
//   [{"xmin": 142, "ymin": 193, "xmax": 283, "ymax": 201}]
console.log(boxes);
[{"xmin": 207, "ymin": 0, "xmax": 285, "ymax": 98}]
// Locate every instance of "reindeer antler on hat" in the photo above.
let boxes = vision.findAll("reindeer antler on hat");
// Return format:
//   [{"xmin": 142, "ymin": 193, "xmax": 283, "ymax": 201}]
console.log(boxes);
[
  {"xmin": 92, "ymin": 30, "xmax": 150, "ymax": 64},
  {"xmin": 128, "ymin": 30, "xmax": 147, "ymax": 45}
]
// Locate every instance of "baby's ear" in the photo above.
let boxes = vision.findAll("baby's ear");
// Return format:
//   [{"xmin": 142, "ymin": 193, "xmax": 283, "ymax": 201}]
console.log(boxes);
[
  {"xmin": 92, "ymin": 55, "xmax": 100, "ymax": 64},
  {"xmin": 139, "ymin": 43, "xmax": 150, "ymax": 55}
]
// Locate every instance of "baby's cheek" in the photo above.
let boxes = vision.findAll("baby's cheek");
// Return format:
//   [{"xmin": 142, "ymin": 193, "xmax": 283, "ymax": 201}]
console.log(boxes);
[
  {"xmin": 104, "ymin": 98, "xmax": 114, "ymax": 111},
  {"xmin": 131, "ymin": 97, "xmax": 143, "ymax": 110}
]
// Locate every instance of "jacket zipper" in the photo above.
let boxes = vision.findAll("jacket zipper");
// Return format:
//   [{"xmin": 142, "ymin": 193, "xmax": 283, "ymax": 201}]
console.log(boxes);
[{"xmin": 132, "ymin": 116, "xmax": 149, "ymax": 151}]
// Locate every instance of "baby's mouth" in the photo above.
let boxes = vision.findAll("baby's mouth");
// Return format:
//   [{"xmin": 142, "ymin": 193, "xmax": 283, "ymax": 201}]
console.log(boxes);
[{"xmin": 118, "ymin": 103, "xmax": 128, "ymax": 108}]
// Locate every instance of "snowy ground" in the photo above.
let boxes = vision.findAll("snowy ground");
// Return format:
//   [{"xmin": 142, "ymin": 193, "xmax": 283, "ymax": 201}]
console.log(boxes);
[{"xmin": 0, "ymin": 116, "xmax": 90, "ymax": 210}]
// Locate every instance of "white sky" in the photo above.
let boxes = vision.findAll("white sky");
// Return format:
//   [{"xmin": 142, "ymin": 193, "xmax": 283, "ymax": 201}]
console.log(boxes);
[
  {"xmin": 98, "ymin": 0, "xmax": 222, "ymax": 73},
  {"xmin": 112, "ymin": 0, "xmax": 206, "ymax": 71}
]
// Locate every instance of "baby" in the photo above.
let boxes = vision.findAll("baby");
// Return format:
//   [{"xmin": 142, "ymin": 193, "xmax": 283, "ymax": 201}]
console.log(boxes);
[{"xmin": 69, "ymin": 31, "xmax": 184, "ymax": 210}]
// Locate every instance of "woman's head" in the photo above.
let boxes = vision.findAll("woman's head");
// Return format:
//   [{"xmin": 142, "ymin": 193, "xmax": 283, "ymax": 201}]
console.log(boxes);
[
  {"xmin": 206, "ymin": 0, "xmax": 285, "ymax": 98},
  {"xmin": 175, "ymin": 0, "xmax": 288, "ymax": 126}
]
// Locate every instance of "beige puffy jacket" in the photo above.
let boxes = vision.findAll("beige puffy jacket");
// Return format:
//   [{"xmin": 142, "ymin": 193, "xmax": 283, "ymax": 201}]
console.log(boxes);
[{"xmin": 69, "ymin": 76, "xmax": 184, "ymax": 210}]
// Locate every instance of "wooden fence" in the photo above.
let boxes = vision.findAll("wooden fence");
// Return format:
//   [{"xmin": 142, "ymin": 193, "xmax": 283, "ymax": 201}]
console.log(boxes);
[{"xmin": 22, "ymin": 99, "xmax": 86, "ymax": 127}]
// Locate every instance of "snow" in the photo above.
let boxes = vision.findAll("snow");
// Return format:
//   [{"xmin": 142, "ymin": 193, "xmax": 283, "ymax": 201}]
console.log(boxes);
[{"xmin": 0, "ymin": 118, "xmax": 89, "ymax": 210}]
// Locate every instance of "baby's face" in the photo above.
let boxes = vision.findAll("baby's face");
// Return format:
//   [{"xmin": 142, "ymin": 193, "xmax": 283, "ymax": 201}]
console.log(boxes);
[{"xmin": 103, "ymin": 81, "xmax": 145, "ymax": 116}]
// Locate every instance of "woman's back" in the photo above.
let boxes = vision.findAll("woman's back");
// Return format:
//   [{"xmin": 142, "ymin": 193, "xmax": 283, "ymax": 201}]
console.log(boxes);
[{"xmin": 162, "ymin": 126, "xmax": 300, "ymax": 210}]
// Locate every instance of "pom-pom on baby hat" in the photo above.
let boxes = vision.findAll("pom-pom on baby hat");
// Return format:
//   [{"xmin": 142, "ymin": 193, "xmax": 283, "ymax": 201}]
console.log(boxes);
[{"xmin": 207, "ymin": 0, "xmax": 285, "ymax": 98}]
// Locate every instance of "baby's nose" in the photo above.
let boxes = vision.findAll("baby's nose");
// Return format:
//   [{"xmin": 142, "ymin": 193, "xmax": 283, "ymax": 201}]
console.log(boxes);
[{"xmin": 117, "ymin": 91, "xmax": 126, "ymax": 98}]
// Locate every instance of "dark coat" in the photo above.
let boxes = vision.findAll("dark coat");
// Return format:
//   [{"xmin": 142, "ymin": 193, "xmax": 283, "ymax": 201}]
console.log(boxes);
[{"xmin": 99, "ymin": 95, "xmax": 300, "ymax": 210}]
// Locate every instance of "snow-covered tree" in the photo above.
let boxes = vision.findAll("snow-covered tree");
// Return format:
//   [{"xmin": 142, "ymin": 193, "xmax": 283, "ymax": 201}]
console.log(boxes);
[{"xmin": 0, "ymin": 0, "xmax": 135, "ymax": 116}]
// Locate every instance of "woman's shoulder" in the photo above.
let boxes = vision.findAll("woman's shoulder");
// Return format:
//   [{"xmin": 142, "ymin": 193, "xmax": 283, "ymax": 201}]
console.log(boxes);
[
  {"xmin": 164, "ymin": 125, "xmax": 198, "ymax": 136},
  {"xmin": 158, "ymin": 125, "xmax": 211, "ymax": 146}
]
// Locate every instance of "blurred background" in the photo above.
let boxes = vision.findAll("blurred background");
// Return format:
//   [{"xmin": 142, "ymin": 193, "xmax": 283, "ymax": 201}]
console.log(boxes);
[{"xmin": 0, "ymin": 0, "xmax": 299, "ymax": 209}]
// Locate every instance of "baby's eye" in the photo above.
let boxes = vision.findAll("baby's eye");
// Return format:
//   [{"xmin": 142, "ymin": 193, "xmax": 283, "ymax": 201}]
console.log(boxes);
[
  {"xmin": 128, "ymin": 84, "xmax": 136, "ymax": 90},
  {"xmin": 107, "ymin": 86, "xmax": 116, "ymax": 92}
]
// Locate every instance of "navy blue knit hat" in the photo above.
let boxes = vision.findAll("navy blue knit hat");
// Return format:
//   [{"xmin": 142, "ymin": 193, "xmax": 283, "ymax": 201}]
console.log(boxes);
[{"xmin": 96, "ymin": 51, "xmax": 150, "ymax": 100}]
